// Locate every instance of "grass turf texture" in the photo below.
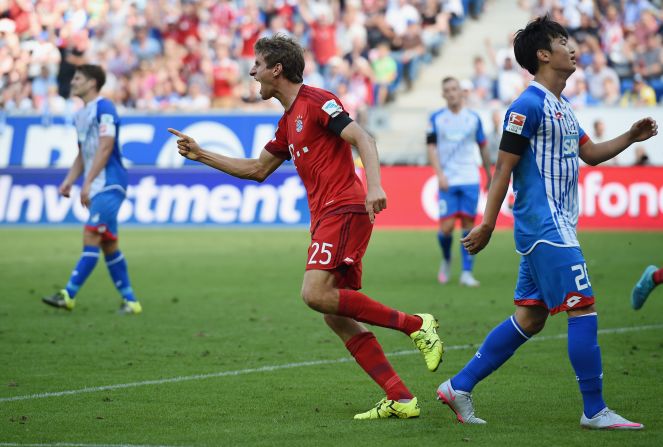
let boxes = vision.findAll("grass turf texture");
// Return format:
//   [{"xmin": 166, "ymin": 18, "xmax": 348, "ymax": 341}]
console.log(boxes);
[{"xmin": 1, "ymin": 228, "xmax": 662, "ymax": 447}]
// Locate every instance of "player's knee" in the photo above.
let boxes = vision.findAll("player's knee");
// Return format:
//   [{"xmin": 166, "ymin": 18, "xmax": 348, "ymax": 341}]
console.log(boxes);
[
  {"xmin": 520, "ymin": 317, "xmax": 546, "ymax": 335},
  {"xmin": 300, "ymin": 284, "xmax": 334, "ymax": 313}
]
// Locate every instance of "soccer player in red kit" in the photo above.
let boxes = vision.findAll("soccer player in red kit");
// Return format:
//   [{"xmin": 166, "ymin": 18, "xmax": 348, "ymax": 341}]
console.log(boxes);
[{"xmin": 168, "ymin": 34, "xmax": 443, "ymax": 420}]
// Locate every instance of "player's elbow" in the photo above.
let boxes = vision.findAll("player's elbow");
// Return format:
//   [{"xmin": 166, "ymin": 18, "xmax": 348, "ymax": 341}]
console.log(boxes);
[{"xmin": 581, "ymin": 155, "xmax": 600, "ymax": 166}]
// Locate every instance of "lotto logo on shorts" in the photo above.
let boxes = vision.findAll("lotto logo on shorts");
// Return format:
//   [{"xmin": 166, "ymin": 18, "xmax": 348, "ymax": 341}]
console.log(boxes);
[{"xmin": 507, "ymin": 112, "xmax": 526, "ymax": 135}]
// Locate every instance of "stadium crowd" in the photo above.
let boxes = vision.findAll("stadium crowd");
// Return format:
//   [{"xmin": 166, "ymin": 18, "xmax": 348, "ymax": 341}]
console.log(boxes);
[
  {"xmin": 0, "ymin": 0, "xmax": 484, "ymax": 122},
  {"xmin": 0, "ymin": 0, "xmax": 661, "ymax": 119},
  {"xmin": 468, "ymin": 0, "xmax": 663, "ymax": 108}
]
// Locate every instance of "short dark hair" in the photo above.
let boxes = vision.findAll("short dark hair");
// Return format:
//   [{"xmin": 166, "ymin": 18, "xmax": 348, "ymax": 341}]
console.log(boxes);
[
  {"xmin": 513, "ymin": 15, "xmax": 568, "ymax": 75},
  {"xmin": 442, "ymin": 76, "xmax": 458, "ymax": 85},
  {"xmin": 75, "ymin": 64, "xmax": 106, "ymax": 91},
  {"xmin": 254, "ymin": 34, "xmax": 304, "ymax": 84}
]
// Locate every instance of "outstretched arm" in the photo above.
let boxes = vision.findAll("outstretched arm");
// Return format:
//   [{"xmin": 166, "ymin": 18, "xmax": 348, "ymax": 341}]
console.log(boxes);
[
  {"xmin": 461, "ymin": 150, "xmax": 520, "ymax": 255},
  {"xmin": 580, "ymin": 117, "xmax": 658, "ymax": 166},
  {"xmin": 340, "ymin": 121, "xmax": 387, "ymax": 223},
  {"xmin": 168, "ymin": 128, "xmax": 283, "ymax": 182}
]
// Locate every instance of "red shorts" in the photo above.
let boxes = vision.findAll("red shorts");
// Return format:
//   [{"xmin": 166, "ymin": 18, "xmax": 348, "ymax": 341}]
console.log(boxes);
[{"xmin": 306, "ymin": 211, "xmax": 373, "ymax": 290}]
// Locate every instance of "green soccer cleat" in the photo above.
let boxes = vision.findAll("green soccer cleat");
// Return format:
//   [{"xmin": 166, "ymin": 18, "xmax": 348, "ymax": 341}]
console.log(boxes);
[
  {"xmin": 354, "ymin": 397, "xmax": 420, "ymax": 420},
  {"xmin": 118, "ymin": 300, "xmax": 143, "ymax": 315},
  {"xmin": 42, "ymin": 289, "xmax": 75, "ymax": 311},
  {"xmin": 410, "ymin": 313, "xmax": 444, "ymax": 372}
]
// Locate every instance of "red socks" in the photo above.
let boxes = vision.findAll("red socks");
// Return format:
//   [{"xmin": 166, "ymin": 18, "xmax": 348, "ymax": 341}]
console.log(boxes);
[
  {"xmin": 653, "ymin": 267, "xmax": 663, "ymax": 285},
  {"xmin": 337, "ymin": 289, "xmax": 422, "ymax": 335},
  {"xmin": 345, "ymin": 332, "xmax": 413, "ymax": 401}
]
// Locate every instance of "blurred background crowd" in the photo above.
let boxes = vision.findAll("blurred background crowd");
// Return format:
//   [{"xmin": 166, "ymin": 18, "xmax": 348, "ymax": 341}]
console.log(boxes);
[
  {"xmin": 0, "ymin": 0, "xmax": 484, "ymax": 123},
  {"xmin": 0, "ymin": 0, "xmax": 662, "ymax": 121}
]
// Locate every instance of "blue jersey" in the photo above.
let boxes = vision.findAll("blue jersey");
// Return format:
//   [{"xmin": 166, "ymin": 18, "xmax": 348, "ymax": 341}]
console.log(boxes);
[
  {"xmin": 74, "ymin": 97, "xmax": 127, "ymax": 198},
  {"xmin": 427, "ymin": 108, "xmax": 486, "ymax": 186},
  {"xmin": 503, "ymin": 81, "xmax": 589, "ymax": 255}
]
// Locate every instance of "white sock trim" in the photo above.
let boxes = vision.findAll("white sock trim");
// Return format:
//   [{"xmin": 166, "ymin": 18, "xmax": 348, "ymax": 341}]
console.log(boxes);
[{"xmin": 510, "ymin": 315, "xmax": 530, "ymax": 340}]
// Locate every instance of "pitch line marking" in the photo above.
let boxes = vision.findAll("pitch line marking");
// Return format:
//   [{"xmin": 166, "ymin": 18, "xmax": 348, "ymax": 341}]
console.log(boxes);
[
  {"xmin": 0, "ymin": 444, "xmax": 190, "ymax": 447},
  {"xmin": 2, "ymin": 323, "xmax": 661, "ymax": 404}
]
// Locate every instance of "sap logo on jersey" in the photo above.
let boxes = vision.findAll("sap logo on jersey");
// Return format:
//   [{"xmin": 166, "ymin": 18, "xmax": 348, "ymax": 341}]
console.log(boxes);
[
  {"xmin": 507, "ymin": 112, "xmax": 526, "ymax": 135},
  {"xmin": 562, "ymin": 134, "xmax": 579, "ymax": 158},
  {"xmin": 322, "ymin": 99, "xmax": 342, "ymax": 118}
]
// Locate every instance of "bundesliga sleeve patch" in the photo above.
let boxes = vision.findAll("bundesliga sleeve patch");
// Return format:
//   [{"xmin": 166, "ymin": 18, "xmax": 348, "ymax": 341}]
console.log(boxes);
[
  {"xmin": 99, "ymin": 113, "xmax": 116, "ymax": 137},
  {"xmin": 321, "ymin": 99, "xmax": 343, "ymax": 118},
  {"xmin": 506, "ymin": 112, "xmax": 526, "ymax": 135}
]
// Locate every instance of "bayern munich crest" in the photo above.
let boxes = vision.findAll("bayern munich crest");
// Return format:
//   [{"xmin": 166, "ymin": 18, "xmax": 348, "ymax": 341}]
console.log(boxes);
[{"xmin": 295, "ymin": 115, "xmax": 304, "ymax": 133}]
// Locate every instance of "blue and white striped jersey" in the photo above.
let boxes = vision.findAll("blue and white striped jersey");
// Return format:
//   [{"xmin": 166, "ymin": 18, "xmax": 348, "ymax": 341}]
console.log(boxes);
[
  {"xmin": 74, "ymin": 97, "xmax": 127, "ymax": 198},
  {"xmin": 503, "ymin": 81, "xmax": 589, "ymax": 255},
  {"xmin": 427, "ymin": 108, "xmax": 486, "ymax": 186}
]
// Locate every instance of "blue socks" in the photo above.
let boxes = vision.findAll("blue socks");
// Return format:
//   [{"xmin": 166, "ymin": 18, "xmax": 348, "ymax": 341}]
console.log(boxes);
[
  {"xmin": 452, "ymin": 316, "xmax": 530, "ymax": 392},
  {"xmin": 568, "ymin": 313, "xmax": 605, "ymax": 418},
  {"xmin": 66, "ymin": 246, "xmax": 100, "ymax": 298},
  {"xmin": 460, "ymin": 230, "xmax": 474, "ymax": 272},
  {"xmin": 437, "ymin": 232, "xmax": 452, "ymax": 262},
  {"xmin": 105, "ymin": 250, "xmax": 137, "ymax": 302}
]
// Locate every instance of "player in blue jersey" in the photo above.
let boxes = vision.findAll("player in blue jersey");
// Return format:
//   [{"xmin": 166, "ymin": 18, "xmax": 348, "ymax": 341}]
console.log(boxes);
[
  {"xmin": 435, "ymin": 16, "xmax": 657, "ymax": 429},
  {"xmin": 427, "ymin": 77, "xmax": 492, "ymax": 287},
  {"xmin": 42, "ymin": 64, "xmax": 142, "ymax": 315}
]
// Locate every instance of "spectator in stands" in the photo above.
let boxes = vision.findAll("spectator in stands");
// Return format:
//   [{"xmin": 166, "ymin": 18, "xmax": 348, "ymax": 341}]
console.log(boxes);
[
  {"xmin": 633, "ymin": 146, "xmax": 651, "ymax": 166},
  {"xmin": 602, "ymin": 75, "xmax": 622, "ymax": 106},
  {"xmin": 31, "ymin": 65, "xmax": 56, "ymax": 110},
  {"xmin": 585, "ymin": 51, "xmax": 620, "ymax": 102},
  {"xmin": 399, "ymin": 20, "xmax": 425, "ymax": 91},
  {"xmin": 299, "ymin": 2, "xmax": 339, "ymax": 76},
  {"xmin": 620, "ymin": 73, "xmax": 658, "ymax": 106},
  {"xmin": 634, "ymin": 34, "xmax": 663, "ymax": 81},
  {"xmin": 471, "ymin": 55, "xmax": 494, "ymax": 103},
  {"xmin": 303, "ymin": 50, "xmax": 325, "ymax": 88},
  {"xmin": 130, "ymin": 24, "xmax": 161, "ymax": 62},
  {"xmin": 593, "ymin": 119, "xmax": 607, "ymax": 143},
  {"xmin": 179, "ymin": 82, "xmax": 211, "ymax": 112},
  {"xmin": 371, "ymin": 40, "xmax": 398, "ymax": 105},
  {"xmin": 485, "ymin": 108, "xmax": 502, "ymax": 166},
  {"xmin": 206, "ymin": 38, "xmax": 240, "ymax": 109},
  {"xmin": 419, "ymin": 0, "xmax": 449, "ymax": 60},
  {"xmin": 496, "ymin": 55, "xmax": 525, "ymax": 104}
]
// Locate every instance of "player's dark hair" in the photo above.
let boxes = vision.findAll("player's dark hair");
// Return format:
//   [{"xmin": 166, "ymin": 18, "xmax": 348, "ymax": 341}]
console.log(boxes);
[
  {"xmin": 254, "ymin": 34, "xmax": 304, "ymax": 83},
  {"xmin": 75, "ymin": 64, "xmax": 106, "ymax": 91},
  {"xmin": 513, "ymin": 15, "xmax": 569, "ymax": 75},
  {"xmin": 442, "ymin": 76, "xmax": 458, "ymax": 85}
]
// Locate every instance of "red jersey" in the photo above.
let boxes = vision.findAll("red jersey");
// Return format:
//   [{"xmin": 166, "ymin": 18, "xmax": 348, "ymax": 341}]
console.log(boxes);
[{"xmin": 264, "ymin": 85, "xmax": 366, "ymax": 227}]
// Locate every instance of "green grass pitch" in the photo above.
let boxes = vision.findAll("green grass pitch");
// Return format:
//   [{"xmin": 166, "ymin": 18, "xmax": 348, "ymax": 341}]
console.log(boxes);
[{"xmin": 1, "ymin": 228, "xmax": 662, "ymax": 446}]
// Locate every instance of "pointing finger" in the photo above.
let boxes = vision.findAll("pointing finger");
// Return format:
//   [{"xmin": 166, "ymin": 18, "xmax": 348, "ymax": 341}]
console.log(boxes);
[{"xmin": 168, "ymin": 128, "xmax": 187, "ymax": 139}]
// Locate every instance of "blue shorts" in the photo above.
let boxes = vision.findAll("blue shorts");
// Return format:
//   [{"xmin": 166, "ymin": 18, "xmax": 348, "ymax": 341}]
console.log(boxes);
[
  {"xmin": 85, "ymin": 190, "xmax": 125, "ymax": 241},
  {"xmin": 438, "ymin": 184, "xmax": 480, "ymax": 221},
  {"xmin": 514, "ymin": 243, "xmax": 595, "ymax": 315}
]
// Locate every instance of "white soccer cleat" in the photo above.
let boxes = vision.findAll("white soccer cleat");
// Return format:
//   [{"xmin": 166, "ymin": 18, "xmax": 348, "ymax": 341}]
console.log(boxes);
[
  {"xmin": 580, "ymin": 407, "xmax": 644, "ymax": 430},
  {"xmin": 437, "ymin": 260, "xmax": 450, "ymax": 284},
  {"xmin": 459, "ymin": 271, "xmax": 480, "ymax": 287},
  {"xmin": 436, "ymin": 379, "xmax": 486, "ymax": 424}
]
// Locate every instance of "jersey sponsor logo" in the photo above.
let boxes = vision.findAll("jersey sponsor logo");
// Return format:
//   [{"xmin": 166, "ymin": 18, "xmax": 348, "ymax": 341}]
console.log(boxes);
[
  {"xmin": 506, "ymin": 112, "xmax": 526, "ymax": 135},
  {"xmin": 321, "ymin": 99, "xmax": 342, "ymax": 118},
  {"xmin": 295, "ymin": 115, "xmax": 304, "ymax": 133},
  {"xmin": 562, "ymin": 135, "xmax": 579, "ymax": 158}
]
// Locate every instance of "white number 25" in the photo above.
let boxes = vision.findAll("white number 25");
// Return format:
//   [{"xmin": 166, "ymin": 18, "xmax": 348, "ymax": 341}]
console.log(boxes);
[
  {"xmin": 571, "ymin": 263, "xmax": 591, "ymax": 291},
  {"xmin": 308, "ymin": 242, "xmax": 333, "ymax": 265}
]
